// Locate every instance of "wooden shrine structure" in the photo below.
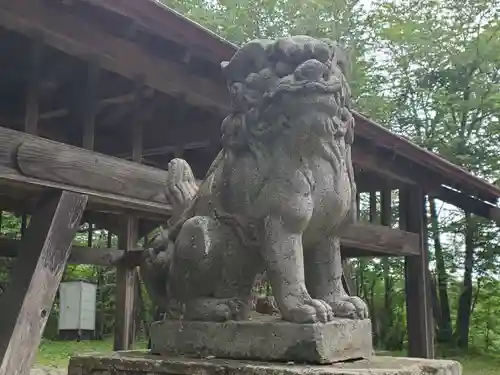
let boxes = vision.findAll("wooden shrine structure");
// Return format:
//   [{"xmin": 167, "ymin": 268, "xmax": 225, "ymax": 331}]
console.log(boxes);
[{"xmin": 1, "ymin": 0, "xmax": 500, "ymax": 374}]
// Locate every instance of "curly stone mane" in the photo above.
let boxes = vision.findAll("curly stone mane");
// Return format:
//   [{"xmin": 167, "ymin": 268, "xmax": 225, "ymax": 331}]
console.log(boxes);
[{"xmin": 219, "ymin": 36, "xmax": 355, "ymax": 155}]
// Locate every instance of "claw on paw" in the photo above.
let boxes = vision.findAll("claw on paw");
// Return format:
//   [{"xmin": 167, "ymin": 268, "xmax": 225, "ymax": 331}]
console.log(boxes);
[
  {"xmin": 329, "ymin": 296, "xmax": 369, "ymax": 319},
  {"xmin": 287, "ymin": 298, "xmax": 334, "ymax": 323}
]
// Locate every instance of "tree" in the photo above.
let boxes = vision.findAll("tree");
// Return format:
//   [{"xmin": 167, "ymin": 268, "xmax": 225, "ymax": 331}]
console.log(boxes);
[{"xmin": 367, "ymin": 0, "xmax": 500, "ymax": 347}]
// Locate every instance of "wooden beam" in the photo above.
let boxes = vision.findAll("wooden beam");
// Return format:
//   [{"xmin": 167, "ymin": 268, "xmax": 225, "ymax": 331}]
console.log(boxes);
[
  {"xmin": 16, "ymin": 138, "xmax": 169, "ymax": 204},
  {"xmin": 0, "ymin": 165, "xmax": 170, "ymax": 219},
  {"xmin": 432, "ymin": 185, "xmax": 500, "ymax": 224},
  {"xmin": 342, "ymin": 222, "xmax": 420, "ymax": 257},
  {"xmin": 354, "ymin": 140, "xmax": 500, "ymax": 223},
  {"xmin": 400, "ymin": 188, "xmax": 434, "ymax": 359},
  {"xmin": 0, "ymin": 238, "xmax": 141, "ymax": 267},
  {"xmin": 0, "ymin": 221, "xmax": 420, "ymax": 265},
  {"xmin": 114, "ymin": 140, "xmax": 211, "ymax": 159},
  {"xmin": 0, "ymin": 126, "xmax": 169, "ymax": 206},
  {"xmin": 0, "ymin": 190, "xmax": 87, "ymax": 375},
  {"xmin": 0, "ymin": 0, "xmax": 229, "ymax": 112},
  {"xmin": 24, "ymin": 33, "xmax": 43, "ymax": 135},
  {"xmin": 341, "ymin": 219, "xmax": 420, "ymax": 257},
  {"xmin": 0, "ymin": 147, "xmax": 163, "ymax": 230},
  {"xmin": 353, "ymin": 146, "xmax": 415, "ymax": 187},
  {"xmin": 79, "ymin": 0, "xmax": 235, "ymax": 64},
  {"xmin": 36, "ymin": 89, "xmax": 155, "ymax": 122}
]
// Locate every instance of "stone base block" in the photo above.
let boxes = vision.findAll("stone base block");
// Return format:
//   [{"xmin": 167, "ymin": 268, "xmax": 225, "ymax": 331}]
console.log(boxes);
[
  {"xmin": 67, "ymin": 352, "xmax": 462, "ymax": 375},
  {"xmin": 150, "ymin": 316, "xmax": 373, "ymax": 364}
]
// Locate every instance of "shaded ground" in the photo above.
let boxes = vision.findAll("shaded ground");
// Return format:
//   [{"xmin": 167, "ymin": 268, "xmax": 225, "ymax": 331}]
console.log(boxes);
[{"xmin": 33, "ymin": 339, "xmax": 498, "ymax": 375}]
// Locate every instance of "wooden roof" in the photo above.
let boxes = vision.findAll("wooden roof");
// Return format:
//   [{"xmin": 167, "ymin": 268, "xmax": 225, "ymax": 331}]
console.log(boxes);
[
  {"xmin": 0, "ymin": 0, "xmax": 499, "ymax": 220},
  {"xmin": 70, "ymin": 0, "xmax": 500, "ymax": 204}
]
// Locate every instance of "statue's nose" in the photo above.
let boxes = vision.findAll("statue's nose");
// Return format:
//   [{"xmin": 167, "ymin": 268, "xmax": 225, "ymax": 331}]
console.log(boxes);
[{"xmin": 294, "ymin": 59, "xmax": 327, "ymax": 81}]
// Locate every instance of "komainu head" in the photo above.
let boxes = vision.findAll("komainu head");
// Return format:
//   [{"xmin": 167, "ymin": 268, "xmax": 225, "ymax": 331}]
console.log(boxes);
[{"xmin": 219, "ymin": 36, "xmax": 354, "ymax": 152}]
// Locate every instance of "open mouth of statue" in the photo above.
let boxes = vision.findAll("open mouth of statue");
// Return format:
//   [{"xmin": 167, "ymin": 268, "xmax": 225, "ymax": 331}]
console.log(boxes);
[
  {"xmin": 266, "ymin": 82, "xmax": 344, "ymax": 118},
  {"xmin": 274, "ymin": 79, "xmax": 342, "ymax": 95}
]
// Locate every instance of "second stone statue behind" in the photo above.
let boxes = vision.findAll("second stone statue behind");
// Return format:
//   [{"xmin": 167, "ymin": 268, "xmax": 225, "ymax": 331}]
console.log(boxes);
[{"xmin": 140, "ymin": 35, "xmax": 373, "ymax": 364}]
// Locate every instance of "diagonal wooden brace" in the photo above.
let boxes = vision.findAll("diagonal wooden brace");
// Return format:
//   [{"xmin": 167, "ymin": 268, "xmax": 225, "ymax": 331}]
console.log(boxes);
[{"xmin": 0, "ymin": 190, "xmax": 88, "ymax": 375}]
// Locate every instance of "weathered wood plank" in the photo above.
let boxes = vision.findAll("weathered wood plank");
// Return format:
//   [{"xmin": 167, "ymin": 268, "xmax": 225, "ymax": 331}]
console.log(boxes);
[
  {"xmin": 0, "ymin": 0, "xmax": 229, "ymax": 112},
  {"xmin": 0, "ymin": 127, "xmax": 167, "ymax": 203},
  {"xmin": 17, "ymin": 138, "xmax": 168, "ymax": 204},
  {"xmin": 0, "ymin": 126, "xmax": 172, "ymax": 217},
  {"xmin": 341, "ymin": 222, "xmax": 420, "ymax": 257},
  {"xmin": 0, "ymin": 191, "xmax": 88, "ymax": 375},
  {"xmin": 0, "ymin": 166, "xmax": 171, "ymax": 219},
  {"xmin": 400, "ymin": 188, "xmax": 434, "ymax": 359}
]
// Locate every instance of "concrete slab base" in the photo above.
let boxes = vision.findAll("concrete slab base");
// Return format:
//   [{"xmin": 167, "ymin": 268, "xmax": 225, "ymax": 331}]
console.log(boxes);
[{"xmin": 67, "ymin": 351, "xmax": 462, "ymax": 375}]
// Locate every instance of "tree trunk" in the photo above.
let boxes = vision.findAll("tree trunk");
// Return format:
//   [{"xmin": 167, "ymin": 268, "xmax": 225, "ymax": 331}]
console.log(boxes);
[
  {"xmin": 429, "ymin": 197, "xmax": 453, "ymax": 343},
  {"xmin": 455, "ymin": 212, "xmax": 474, "ymax": 349}
]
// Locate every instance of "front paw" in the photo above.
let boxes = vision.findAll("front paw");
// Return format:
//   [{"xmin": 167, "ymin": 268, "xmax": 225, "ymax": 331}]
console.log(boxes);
[
  {"xmin": 283, "ymin": 298, "xmax": 334, "ymax": 323},
  {"xmin": 329, "ymin": 296, "xmax": 369, "ymax": 319}
]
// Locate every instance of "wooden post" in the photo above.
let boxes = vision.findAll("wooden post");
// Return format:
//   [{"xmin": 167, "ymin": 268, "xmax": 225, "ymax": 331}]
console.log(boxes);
[
  {"xmin": 81, "ymin": 59, "xmax": 100, "ymax": 150},
  {"xmin": 380, "ymin": 189, "xmax": 391, "ymax": 227},
  {"xmin": 0, "ymin": 191, "xmax": 88, "ymax": 375},
  {"xmin": 380, "ymin": 189, "xmax": 392, "ymax": 344},
  {"xmin": 24, "ymin": 34, "xmax": 44, "ymax": 135},
  {"xmin": 114, "ymin": 77, "xmax": 144, "ymax": 350},
  {"xmin": 107, "ymin": 231, "xmax": 113, "ymax": 248},
  {"xmin": 356, "ymin": 192, "xmax": 361, "ymax": 220},
  {"xmin": 114, "ymin": 217, "xmax": 139, "ymax": 350},
  {"xmin": 369, "ymin": 191, "xmax": 377, "ymax": 223},
  {"xmin": 87, "ymin": 223, "xmax": 93, "ymax": 248},
  {"xmin": 399, "ymin": 187, "xmax": 434, "ymax": 358},
  {"xmin": 20, "ymin": 213, "xmax": 27, "ymax": 239}
]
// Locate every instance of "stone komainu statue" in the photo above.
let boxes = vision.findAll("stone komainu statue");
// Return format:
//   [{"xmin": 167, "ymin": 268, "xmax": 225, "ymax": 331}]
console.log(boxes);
[{"xmin": 141, "ymin": 36, "xmax": 368, "ymax": 324}]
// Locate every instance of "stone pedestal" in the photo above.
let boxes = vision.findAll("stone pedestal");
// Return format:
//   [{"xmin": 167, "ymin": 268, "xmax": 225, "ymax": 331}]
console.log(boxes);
[
  {"xmin": 67, "ymin": 351, "xmax": 462, "ymax": 375},
  {"xmin": 150, "ymin": 316, "xmax": 373, "ymax": 364}
]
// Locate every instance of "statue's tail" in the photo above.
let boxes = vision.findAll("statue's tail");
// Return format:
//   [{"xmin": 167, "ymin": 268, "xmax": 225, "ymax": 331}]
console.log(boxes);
[
  {"xmin": 164, "ymin": 158, "xmax": 199, "ymax": 223},
  {"xmin": 140, "ymin": 158, "xmax": 198, "ymax": 312}
]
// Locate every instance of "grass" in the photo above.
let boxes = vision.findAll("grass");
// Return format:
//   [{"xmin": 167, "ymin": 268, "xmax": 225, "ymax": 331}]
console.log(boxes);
[
  {"xmin": 35, "ymin": 340, "xmax": 500, "ymax": 374},
  {"xmin": 385, "ymin": 350, "xmax": 500, "ymax": 375},
  {"xmin": 454, "ymin": 352, "xmax": 500, "ymax": 375},
  {"xmin": 35, "ymin": 337, "xmax": 147, "ymax": 369}
]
